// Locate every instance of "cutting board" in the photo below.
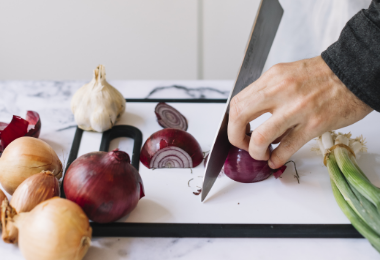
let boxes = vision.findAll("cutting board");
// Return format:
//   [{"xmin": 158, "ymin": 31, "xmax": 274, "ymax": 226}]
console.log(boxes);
[{"xmin": 63, "ymin": 99, "xmax": 380, "ymax": 237}]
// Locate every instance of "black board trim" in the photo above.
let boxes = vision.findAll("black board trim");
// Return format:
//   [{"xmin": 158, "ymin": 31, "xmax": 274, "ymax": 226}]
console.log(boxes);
[
  {"xmin": 125, "ymin": 98, "xmax": 227, "ymax": 103},
  {"xmin": 62, "ymin": 98, "xmax": 362, "ymax": 238}
]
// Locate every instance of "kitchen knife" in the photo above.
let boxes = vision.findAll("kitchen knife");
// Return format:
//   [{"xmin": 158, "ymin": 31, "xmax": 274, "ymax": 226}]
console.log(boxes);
[{"xmin": 201, "ymin": 0, "xmax": 283, "ymax": 202}]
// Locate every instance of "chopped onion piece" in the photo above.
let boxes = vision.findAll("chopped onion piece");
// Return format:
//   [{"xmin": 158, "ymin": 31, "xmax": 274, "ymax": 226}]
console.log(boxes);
[{"xmin": 155, "ymin": 102, "xmax": 188, "ymax": 131}]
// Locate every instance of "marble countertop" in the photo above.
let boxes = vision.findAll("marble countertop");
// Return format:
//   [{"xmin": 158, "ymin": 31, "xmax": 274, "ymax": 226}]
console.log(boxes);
[{"xmin": 0, "ymin": 80, "xmax": 378, "ymax": 260}]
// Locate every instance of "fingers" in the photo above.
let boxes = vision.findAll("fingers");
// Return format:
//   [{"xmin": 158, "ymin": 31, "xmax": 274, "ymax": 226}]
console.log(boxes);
[
  {"xmin": 272, "ymin": 128, "xmax": 293, "ymax": 144},
  {"xmin": 268, "ymin": 126, "xmax": 311, "ymax": 169},
  {"xmin": 228, "ymin": 91, "xmax": 266, "ymax": 150},
  {"xmin": 249, "ymin": 114, "xmax": 294, "ymax": 161}
]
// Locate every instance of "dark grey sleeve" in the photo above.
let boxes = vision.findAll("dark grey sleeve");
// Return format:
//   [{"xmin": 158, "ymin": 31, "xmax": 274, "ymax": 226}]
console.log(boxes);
[{"xmin": 321, "ymin": 0, "xmax": 380, "ymax": 111}]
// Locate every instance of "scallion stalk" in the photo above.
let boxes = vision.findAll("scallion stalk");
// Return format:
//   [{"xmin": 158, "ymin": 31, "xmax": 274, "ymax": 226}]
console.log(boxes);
[
  {"xmin": 331, "ymin": 180, "xmax": 380, "ymax": 252},
  {"xmin": 326, "ymin": 153, "xmax": 380, "ymax": 235},
  {"xmin": 334, "ymin": 146, "xmax": 380, "ymax": 212}
]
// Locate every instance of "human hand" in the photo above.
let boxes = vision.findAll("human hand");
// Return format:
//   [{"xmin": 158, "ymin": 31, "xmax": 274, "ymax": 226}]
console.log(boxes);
[{"xmin": 228, "ymin": 56, "xmax": 372, "ymax": 169}]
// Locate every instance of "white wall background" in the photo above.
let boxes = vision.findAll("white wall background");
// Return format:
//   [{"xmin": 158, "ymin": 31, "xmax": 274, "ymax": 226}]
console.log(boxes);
[{"xmin": 0, "ymin": 0, "xmax": 371, "ymax": 81}]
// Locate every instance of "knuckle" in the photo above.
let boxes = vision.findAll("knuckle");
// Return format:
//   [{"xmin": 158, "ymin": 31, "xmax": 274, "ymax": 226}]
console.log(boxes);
[
  {"xmin": 281, "ymin": 77, "xmax": 296, "ymax": 86},
  {"xmin": 270, "ymin": 63, "xmax": 284, "ymax": 74},
  {"xmin": 229, "ymin": 96, "xmax": 241, "ymax": 118},
  {"xmin": 308, "ymin": 116, "xmax": 323, "ymax": 131},
  {"xmin": 251, "ymin": 130, "xmax": 268, "ymax": 147},
  {"xmin": 270, "ymin": 152, "xmax": 285, "ymax": 167}
]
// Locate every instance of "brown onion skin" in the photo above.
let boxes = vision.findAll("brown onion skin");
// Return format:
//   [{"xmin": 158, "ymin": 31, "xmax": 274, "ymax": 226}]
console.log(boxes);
[
  {"xmin": 224, "ymin": 145, "xmax": 274, "ymax": 183},
  {"xmin": 64, "ymin": 150, "xmax": 144, "ymax": 223},
  {"xmin": 140, "ymin": 128, "xmax": 203, "ymax": 169},
  {"xmin": 0, "ymin": 189, "xmax": 6, "ymax": 205},
  {"xmin": 10, "ymin": 171, "xmax": 59, "ymax": 213}
]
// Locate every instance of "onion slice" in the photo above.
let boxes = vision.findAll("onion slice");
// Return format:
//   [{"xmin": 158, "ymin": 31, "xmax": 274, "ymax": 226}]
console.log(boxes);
[
  {"xmin": 155, "ymin": 102, "xmax": 188, "ymax": 131},
  {"xmin": 0, "ymin": 111, "xmax": 41, "ymax": 152},
  {"xmin": 140, "ymin": 128, "xmax": 203, "ymax": 169}
]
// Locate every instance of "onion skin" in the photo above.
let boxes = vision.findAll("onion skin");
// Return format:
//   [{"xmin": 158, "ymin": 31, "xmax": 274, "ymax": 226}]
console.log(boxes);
[
  {"xmin": 0, "ymin": 111, "xmax": 41, "ymax": 152},
  {"xmin": 140, "ymin": 128, "xmax": 203, "ymax": 169},
  {"xmin": 11, "ymin": 171, "xmax": 60, "ymax": 213},
  {"xmin": 1, "ymin": 198, "xmax": 92, "ymax": 260},
  {"xmin": 0, "ymin": 137, "xmax": 62, "ymax": 195},
  {"xmin": 64, "ymin": 149, "xmax": 144, "ymax": 223},
  {"xmin": 224, "ymin": 145, "xmax": 274, "ymax": 183}
]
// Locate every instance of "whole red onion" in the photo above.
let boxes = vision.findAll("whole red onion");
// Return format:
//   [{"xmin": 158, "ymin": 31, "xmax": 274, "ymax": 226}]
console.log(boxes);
[
  {"xmin": 64, "ymin": 149, "xmax": 144, "ymax": 223},
  {"xmin": 140, "ymin": 128, "xmax": 203, "ymax": 169},
  {"xmin": 224, "ymin": 145, "xmax": 276, "ymax": 183}
]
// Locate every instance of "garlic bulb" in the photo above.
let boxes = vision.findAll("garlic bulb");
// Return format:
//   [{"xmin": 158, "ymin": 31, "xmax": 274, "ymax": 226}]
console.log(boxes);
[
  {"xmin": 71, "ymin": 65, "xmax": 126, "ymax": 132},
  {"xmin": 11, "ymin": 171, "xmax": 59, "ymax": 213},
  {"xmin": 1, "ymin": 198, "xmax": 92, "ymax": 260}
]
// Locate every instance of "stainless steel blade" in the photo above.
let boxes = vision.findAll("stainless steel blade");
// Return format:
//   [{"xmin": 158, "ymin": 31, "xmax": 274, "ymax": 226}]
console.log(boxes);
[{"xmin": 201, "ymin": 0, "xmax": 283, "ymax": 202}]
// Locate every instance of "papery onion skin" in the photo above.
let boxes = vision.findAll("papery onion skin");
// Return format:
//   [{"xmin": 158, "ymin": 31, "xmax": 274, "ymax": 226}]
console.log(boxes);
[
  {"xmin": 10, "ymin": 171, "xmax": 59, "ymax": 213},
  {"xmin": 155, "ymin": 102, "xmax": 188, "ymax": 131},
  {"xmin": 2, "ymin": 198, "xmax": 92, "ymax": 260},
  {"xmin": 224, "ymin": 145, "xmax": 274, "ymax": 183},
  {"xmin": 0, "ymin": 116, "xmax": 29, "ymax": 152},
  {"xmin": 140, "ymin": 128, "xmax": 203, "ymax": 169},
  {"xmin": 0, "ymin": 111, "xmax": 41, "ymax": 152},
  {"xmin": 25, "ymin": 111, "xmax": 41, "ymax": 138},
  {"xmin": 64, "ymin": 149, "xmax": 144, "ymax": 223},
  {"xmin": 0, "ymin": 189, "xmax": 6, "ymax": 214},
  {"xmin": 0, "ymin": 137, "xmax": 62, "ymax": 195}
]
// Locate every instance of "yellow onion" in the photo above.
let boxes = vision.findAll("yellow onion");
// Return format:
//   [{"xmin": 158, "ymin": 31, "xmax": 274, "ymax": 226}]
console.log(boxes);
[
  {"xmin": 1, "ymin": 197, "xmax": 92, "ymax": 260},
  {"xmin": 0, "ymin": 137, "xmax": 62, "ymax": 195},
  {"xmin": 11, "ymin": 171, "xmax": 59, "ymax": 213}
]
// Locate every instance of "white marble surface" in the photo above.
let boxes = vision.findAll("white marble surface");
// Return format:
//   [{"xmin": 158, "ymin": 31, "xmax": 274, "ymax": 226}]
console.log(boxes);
[{"xmin": 0, "ymin": 80, "xmax": 379, "ymax": 259}]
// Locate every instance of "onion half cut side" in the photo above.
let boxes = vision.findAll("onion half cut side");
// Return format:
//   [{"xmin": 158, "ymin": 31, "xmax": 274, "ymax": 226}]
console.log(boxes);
[
  {"xmin": 140, "ymin": 128, "xmax": 203, "ymax": 169},
  {"xmin": 155, "ymin": 102, "xmax": 188, "ymax": 131}
]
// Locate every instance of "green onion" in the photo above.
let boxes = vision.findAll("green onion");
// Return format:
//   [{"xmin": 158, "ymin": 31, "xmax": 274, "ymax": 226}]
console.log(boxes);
[
  {"xmin": 326, "ymin": 153, "xmax": 380, "ymax": 235},
  {"xmin": 334, "ymin": 146, "xmax": 380, "ymax": 212},
  {"xmin": 331, "ymin": 180, "xmax": 380, "ymax": 252},
  {"xmin": 317, "ymin": 131, "xmax": 380, "ymax": 252}
]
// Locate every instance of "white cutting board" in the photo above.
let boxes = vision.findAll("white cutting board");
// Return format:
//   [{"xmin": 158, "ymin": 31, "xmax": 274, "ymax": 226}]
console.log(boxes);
[{"xmin": 76, "ymin": 102, "xmax": 380, "ymax": 224}]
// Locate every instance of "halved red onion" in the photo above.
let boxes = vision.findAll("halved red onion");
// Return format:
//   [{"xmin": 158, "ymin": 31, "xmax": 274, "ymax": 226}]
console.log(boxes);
[
  {"xmin": 64, "ymin": 149, "xmax": 144, "ymax": 223},
  {"xmin": 155, "ymin": 102, "xmax": 188, "ymax": 131},
  {"xmin": 0, "ymin": 111, "xmax": 41, "ymax": 152},
  {"xmin": 140, "ymin": 128, "xmax": 203, "ymax": 169},
  {"xmin": 224, "ymin": 144, "xmax": 284, "ymax": 183}
]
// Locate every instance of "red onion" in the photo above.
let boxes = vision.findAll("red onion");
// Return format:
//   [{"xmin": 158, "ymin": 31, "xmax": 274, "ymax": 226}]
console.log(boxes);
[
  {"xmin": 155, "ymin": 102, "xmax": 188, "ymax": 131},
  {"xmin": 140, "ymin": 128, "xmax": 203, "ymax": 169},
  {"xmin": 224, "ymin": 144, "xmax": 287, "ymax": 183},
  {"xmin": 0, "ymin": 111, "xmax": 41, "ymax": 152},
  {"xmin": 64, "ymin": 149, "xmax": 144, "ymax": 223}
]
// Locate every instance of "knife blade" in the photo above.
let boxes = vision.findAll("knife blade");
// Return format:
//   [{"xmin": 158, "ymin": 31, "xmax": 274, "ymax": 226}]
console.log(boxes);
[{"xmin": 201, "ymin": 0, "xmax": 283, "ymax": 202}]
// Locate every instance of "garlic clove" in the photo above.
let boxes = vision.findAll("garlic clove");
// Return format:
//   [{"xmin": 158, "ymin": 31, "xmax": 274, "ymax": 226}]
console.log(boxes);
[
  {"xmin": 71, "ymin": 65, "xmax": 126, "ymax": 132},
  {"xmin": 10, "ymin": 171, "xmax": 59, "ymax": 213}
]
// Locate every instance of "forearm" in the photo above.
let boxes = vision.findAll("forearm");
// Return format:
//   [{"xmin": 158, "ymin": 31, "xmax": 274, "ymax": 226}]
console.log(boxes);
[{"xmin": 322, "ymin": 0, "xmax": 380, "ymax": 111}]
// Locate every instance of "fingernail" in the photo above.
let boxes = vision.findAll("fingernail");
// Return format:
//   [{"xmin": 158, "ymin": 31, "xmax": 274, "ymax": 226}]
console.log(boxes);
[{"xmin": 268, "ymin": 160, "xmax": 276, "ymax": 169}]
